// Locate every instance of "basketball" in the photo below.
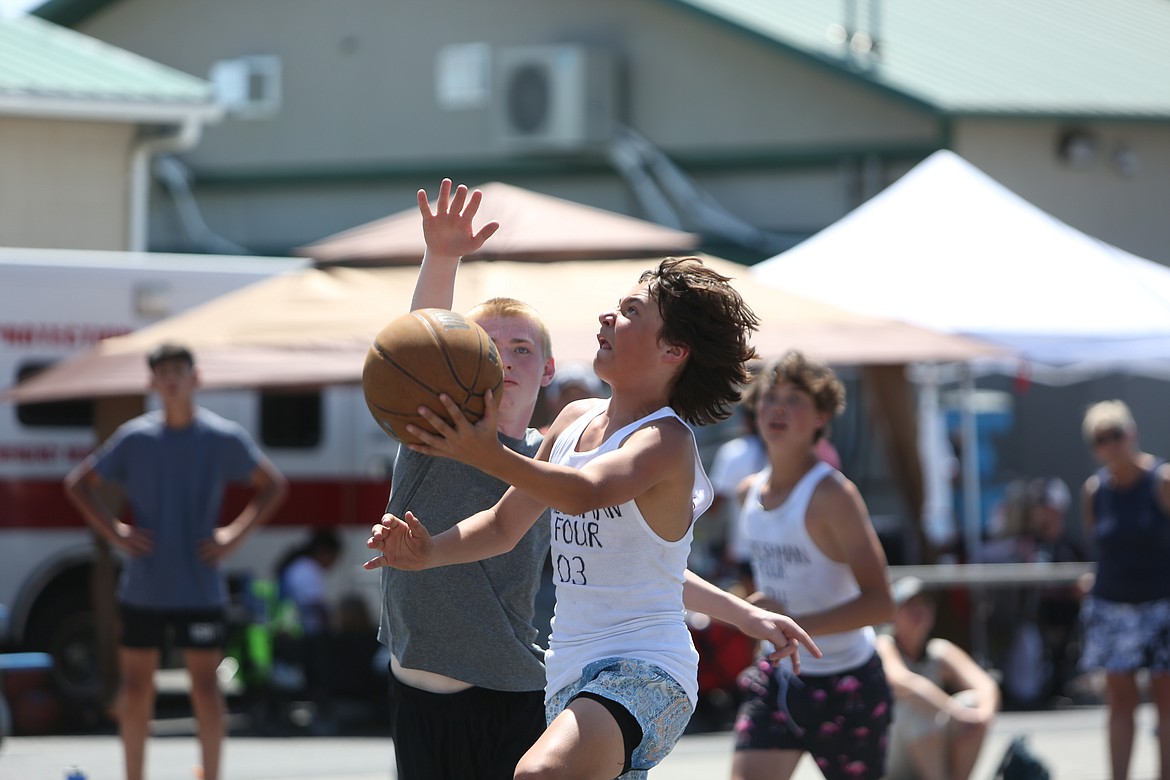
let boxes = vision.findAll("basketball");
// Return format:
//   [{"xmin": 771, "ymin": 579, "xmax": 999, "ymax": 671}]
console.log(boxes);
[{"xmin": 362, "ymin": 308, "xmax": 504, "ymax": 445}]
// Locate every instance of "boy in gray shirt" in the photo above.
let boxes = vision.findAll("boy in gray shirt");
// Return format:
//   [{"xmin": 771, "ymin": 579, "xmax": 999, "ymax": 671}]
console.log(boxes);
[{"xmin": 375, "ymin": 179, "xmax": 557, "ymax": 780}]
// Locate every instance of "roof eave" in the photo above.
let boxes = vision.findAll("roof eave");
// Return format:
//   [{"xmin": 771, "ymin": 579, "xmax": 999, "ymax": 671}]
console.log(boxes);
[
  {"xmin": 941, "ymin": 107, "xmax": 1170, "ymax": 123},
  {"xmin": 0, "ymin": 93, "xmax": 224, "ymax": 124}
]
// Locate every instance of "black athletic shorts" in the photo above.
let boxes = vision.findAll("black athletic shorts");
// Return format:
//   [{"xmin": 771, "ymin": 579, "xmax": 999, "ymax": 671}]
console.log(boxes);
[
  {"xmin": 119, "ymin": 604, "xmax": 228, "ymax": 650},
  {"xmin": 389, "ymin": 671, "xmax": 546, "ymax": 780}
]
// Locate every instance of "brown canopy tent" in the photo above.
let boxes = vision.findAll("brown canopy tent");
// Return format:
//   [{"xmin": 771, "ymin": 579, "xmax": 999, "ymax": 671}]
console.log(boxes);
[
  {"xmin": 3, "ymin": 256, "xmax": 1002, "ymax": 403},
  {"xmin": 298, "ymin": 182, "xmax": 701, "ymax": 266},
  {"xmin": 2, "ymin": 257, "xmax": 1005, "ymax": 569}
]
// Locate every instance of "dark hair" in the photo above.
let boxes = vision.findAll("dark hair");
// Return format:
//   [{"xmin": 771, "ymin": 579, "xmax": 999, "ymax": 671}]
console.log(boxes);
[
  {"xmin": 275, "ymin": 528, "xmax": 342, "ymax": 583},
  {"xmin": 736, "ymin": 361, "xmax": 765, "ymax": 434},
  {"xmin": 755, "ymin": 350, "xmax": 845, "ymax": 441},
  {"xmin": 640, "ymin": 257, "xmax": 759, "ymax": 426},
  {"xmin": 147, "ymin": 343, "xmax": 195, "ymax": 371}
]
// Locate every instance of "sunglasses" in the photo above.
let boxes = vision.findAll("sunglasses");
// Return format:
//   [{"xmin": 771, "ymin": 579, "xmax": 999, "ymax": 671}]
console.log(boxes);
[{"xmin": 1092, "ymin": 428, "xmax": 1126, "ymax": 447}]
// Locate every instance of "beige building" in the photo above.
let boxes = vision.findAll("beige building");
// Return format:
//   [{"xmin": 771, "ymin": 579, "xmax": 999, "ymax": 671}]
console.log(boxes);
[
  {"xmin": 0, "ymin": 14, "xmax": 222, "ymax": 251},
  {"xmin": 32, "ymin": 0, "xmax": 1170, "ymax": 266}
]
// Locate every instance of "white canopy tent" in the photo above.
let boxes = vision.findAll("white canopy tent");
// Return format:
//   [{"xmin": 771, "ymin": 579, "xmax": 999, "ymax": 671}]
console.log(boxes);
[
  {"xmin": 752, "ymin": 150, "xmax": 1170, "ymax": 567},
  {"xmin": 752, "ymin": 150, "xmax": 1170, "ymax": 376}
]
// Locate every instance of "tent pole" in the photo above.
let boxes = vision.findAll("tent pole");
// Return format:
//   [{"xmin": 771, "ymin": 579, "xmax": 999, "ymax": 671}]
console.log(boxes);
[
  {"xmin": 959, "ymin": 365, "xmax": 988, "ymax": 664},
  {"xmin": 915, "ymin": 364, "xmax": 951, "ymax": 562},
  {"xmin": 960, "ymin": 366, "xmax": 982, "ymax": 559}
]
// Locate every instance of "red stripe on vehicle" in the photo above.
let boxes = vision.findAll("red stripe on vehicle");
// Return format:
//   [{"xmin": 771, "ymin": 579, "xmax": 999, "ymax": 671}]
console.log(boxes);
[{"xmin": 0, "ymin": 479, "xmax": 390, "ymax": 529}]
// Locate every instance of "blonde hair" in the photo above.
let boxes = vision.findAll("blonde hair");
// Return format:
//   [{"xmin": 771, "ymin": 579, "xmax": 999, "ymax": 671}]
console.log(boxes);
[
  {"xmin": 465, "ymin": 297, "xmax": 553, "ymax": 361},
  {"xmin": 1081, "ymin": 399, "xmax": 1136, "ymax": 444}
]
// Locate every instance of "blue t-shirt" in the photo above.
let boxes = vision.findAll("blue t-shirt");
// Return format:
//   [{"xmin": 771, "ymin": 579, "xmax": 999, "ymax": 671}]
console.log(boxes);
[{"xmin": 91, "ymin": 408, "xmax": 262, "ymax": 609}]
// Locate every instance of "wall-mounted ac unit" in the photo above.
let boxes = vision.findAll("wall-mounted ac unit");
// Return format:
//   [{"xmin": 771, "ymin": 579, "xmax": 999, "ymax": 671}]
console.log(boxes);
[
  {"xmin": 210, "ymin": 55, "xmax": 282, "ymax": 120},
  {"xmin": 492, "ymin": 44, "xmax": 620, "ymax": 153}
]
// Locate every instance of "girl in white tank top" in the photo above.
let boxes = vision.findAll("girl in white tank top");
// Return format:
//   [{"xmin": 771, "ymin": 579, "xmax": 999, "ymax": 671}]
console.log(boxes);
[{"xmin": 730, "ymin": 351, "xmax": 895, "ymax": 780}]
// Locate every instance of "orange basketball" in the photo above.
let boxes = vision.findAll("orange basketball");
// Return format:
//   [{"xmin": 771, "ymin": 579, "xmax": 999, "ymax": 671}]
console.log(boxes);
[{"xmin": 362, "ymin": 308, "xmax": 504, "ymax": 445}]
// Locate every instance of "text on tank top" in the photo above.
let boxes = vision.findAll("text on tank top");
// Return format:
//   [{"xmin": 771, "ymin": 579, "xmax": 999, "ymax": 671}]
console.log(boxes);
[{"xmin": 739, "ymin": 460, "xmax": 875, "ymax": 674}]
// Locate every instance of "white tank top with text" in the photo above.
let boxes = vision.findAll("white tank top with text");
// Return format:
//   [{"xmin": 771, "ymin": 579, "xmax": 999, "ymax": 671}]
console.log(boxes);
[
  {"xmin": 734, "ymin": 460, "xmax": 875, "ymax": 675},
  {"xmin": 543, "ymin": 400, "xmax": 712, "ymax": 708}
]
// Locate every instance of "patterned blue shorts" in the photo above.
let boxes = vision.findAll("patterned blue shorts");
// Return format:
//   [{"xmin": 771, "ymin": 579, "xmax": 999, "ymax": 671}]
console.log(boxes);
[
  {"xmin": 1080, "ymin": 595, "xmax": 1170, "ymax": 673},
  {"xmin": 546, "ymin": 656, "xmax": 693, "ymax": 779}
]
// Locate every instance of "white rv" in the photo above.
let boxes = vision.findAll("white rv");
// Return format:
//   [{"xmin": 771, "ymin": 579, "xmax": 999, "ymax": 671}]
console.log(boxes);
[{"xmin": 0, "ymin": 248, "xmax": 397, "ymax": 709}]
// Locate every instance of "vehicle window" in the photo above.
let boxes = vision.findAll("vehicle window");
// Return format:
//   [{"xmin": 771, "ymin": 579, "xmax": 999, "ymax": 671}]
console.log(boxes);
[
  {"xmin": 15, "ymin": 362, "xmax": 94, "ymax": 428},
  {"xmin": 260, "ymin": 390, "xmax": 321, "ymax": 448}
]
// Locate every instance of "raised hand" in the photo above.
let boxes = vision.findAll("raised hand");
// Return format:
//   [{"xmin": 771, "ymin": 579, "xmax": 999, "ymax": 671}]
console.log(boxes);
[
  {"xmin": 364, "ymin": 511, "xmax": 435, "ymax": 571},
  {"xmin": 417, "ymin": 178, "xmax": 500, "ymax": 260}
]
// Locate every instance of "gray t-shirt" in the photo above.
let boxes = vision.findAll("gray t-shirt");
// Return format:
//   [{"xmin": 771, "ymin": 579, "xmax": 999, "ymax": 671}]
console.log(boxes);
[
  {"xmin": 90, "ymin": 408, "xmax": 262, "ymax": 609},
  {"xmin": 378, "ymin": 429, "xmax": 550, "ymax": 692}
]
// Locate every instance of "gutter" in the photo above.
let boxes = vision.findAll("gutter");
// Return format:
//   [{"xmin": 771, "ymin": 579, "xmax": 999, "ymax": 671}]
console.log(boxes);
[
  {"xmin": 127, "ymin": 108, "xmax": 222, "ymax": 251},
  {"xmin": 0, "ymin": 94, "xmax": 222, "ymax": 125}
]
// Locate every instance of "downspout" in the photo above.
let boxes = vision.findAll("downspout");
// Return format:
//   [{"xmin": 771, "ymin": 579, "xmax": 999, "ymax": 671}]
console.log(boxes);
[{"xmin": 128, "ymin": 116, "xmax": 204, "ymax": 252}]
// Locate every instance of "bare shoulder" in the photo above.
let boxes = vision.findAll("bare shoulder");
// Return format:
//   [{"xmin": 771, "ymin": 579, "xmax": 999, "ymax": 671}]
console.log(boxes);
[
  {"xmin": 622, "ymin": 414, "xmax": 695, "ymax": 465},
  {"xmin": 639, "ymin": 414, "xmax": 693, "ymax": 444},
  {"xmin": 808, "ymin": 470, "xmax": 867, "ymax": 523},
  {"xmin": 545, "ymin": 397, "xmax": 604, "ymax": 440},
  {"xmin": 1155, "ymin": 461, "xmax": 1170, "ymax": 512},
  {"xmin": 928, "ymin": 636, "xmax": 961, "ymax": 659}
]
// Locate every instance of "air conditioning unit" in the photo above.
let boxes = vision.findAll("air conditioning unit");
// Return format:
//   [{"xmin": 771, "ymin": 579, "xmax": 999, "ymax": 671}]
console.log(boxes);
[
  {"xmin": 492, "ymin": 45, "xmax": 620, "ymax": 152},
  {"xmin": 209, "ymin": 55, "xmax": 282, "ymax": 120}
]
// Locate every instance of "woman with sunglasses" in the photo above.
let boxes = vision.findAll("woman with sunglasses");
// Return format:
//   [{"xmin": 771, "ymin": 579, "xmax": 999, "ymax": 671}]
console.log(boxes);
[{"xmin": 1079, "ymin": 399, "xmax": 1170, "ymax": 780}]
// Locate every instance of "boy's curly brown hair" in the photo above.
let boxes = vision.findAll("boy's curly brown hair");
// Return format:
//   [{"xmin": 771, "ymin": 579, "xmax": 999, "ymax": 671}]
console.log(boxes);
[{"xmin": 641, "ymin": 257, "xmax": 759, "ymax": 426}]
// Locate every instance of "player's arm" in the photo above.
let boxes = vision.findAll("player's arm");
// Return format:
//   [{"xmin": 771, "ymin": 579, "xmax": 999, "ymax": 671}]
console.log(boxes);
[
  {"xmin": 412, "ymin": 394, "xmax": 692, "ymax": 522},
  {"xmin": 1078, "ymin": 476, "xmax": 1099, "ymax": 594},
  {"xmin": 787, "ymin": 478, "xmax": 894, "ymax": 635},
  {"xmin": 63, "ymin": 459, "xmax": 153, "ymax": 557},
  {"xmin": 410, "ymin": 178, "xmax": 499, "ymax": 311},
  {"xmin": 934, "ymin": 638, "xmax": 1000, "ymax": 721},
  {"xmin": 682, "ymin": 570, "xmax": 821, "ymax": 673},
  {"xmin": 1155, "ymin": 461, "xmax": 1170, "ymax": 516},
  {"xmin": 875, "ymin": 634, "xmax": 959, "ymax": 717},
  {"xmin": 364, "ymin": 483, "xmax": 547, "ymax": 571},
  {"xmin": 203, "ymin": 456, "xmax": 289, "ymax": 564}
]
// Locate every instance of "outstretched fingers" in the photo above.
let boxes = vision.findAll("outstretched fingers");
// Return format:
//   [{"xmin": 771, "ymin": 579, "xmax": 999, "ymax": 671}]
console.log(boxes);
[
  {"xmin": 463, "ymin": 189, "xmax": 501, "ymax": 245},
  {"xmin": 763, "ymin": 617, "xmax": 822, "ymax": 675}
]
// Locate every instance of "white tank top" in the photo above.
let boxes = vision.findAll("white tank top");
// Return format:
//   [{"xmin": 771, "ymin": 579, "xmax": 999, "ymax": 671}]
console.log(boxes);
[
  {"xmin": 734, "ymin": 460, "xmax": 875, "ymax": 675},
  {"xmin": 543, "ymin": 400, "xmax": 712, "ymax": 708}
]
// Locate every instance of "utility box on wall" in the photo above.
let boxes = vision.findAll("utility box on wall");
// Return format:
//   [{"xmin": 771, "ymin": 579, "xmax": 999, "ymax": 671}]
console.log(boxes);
[{"xmin": 491, "ymin": 44, "xmax": 621, "ymax": 153}]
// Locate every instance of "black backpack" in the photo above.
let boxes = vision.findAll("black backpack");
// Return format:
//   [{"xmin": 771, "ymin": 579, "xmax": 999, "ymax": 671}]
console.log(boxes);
[{"xmin": 994, "ymin": 735, "xmax": 1051, "ymax": 780}]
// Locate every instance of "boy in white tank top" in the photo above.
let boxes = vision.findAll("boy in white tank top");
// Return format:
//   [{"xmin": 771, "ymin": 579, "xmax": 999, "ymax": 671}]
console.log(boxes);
[
  {"xmin": 366, "ymin": 256, "xmax": 820, "ymax": 779},
  {"xmin": 730, "ymin": 351, "xmax": 895, "ymax": 780}
]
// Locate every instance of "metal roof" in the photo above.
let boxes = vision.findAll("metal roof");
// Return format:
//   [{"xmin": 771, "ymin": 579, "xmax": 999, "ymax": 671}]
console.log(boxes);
[
  {"xmin": 30, "ymin": 0, "xmax": 1170, "ymax": 120},
  {"xmin": 0, "ymin": 12, "xmax": 214, "ymax": 114},
  {"xmin": 668, "ymin": 0, "xmax": 1170, "ymax": 119}
]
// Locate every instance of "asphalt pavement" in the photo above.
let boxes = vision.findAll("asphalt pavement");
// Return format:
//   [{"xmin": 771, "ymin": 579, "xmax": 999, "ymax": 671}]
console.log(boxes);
[{"xmin": 0, "ymin": 703, "xmax": 1161, "ymax": 779}]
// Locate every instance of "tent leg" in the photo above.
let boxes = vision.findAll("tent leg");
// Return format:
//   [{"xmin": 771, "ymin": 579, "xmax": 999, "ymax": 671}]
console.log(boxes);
[{"xmin": 959, "ymin": 366, "xmax": 988, "ymax": 665}]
